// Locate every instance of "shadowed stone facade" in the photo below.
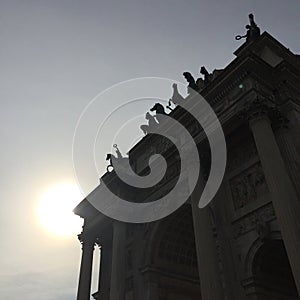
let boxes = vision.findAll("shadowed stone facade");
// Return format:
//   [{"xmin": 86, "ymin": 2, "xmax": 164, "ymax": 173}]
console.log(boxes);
[{"xmin": 74, "ymin": 30, "xmax": 300, "ymax": 300}]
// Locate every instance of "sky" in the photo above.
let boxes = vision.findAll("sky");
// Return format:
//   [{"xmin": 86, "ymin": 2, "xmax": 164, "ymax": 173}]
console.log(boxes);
[{"xmin": 0, "ymin": 1, "xmax": 299, "ymax": 299}]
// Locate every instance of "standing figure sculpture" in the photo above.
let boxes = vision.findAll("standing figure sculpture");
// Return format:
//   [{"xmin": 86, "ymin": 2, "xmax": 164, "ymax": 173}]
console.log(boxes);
[
  {"xmin": 235, "ymin": 13, "xmax": 260, "ymax": 42},
  {"xmin": 106, "ymin": 144, "xmax": 123, "ymax": 172},
  {"xmin": 248, "ymin": 13, "xmax": 260, "ymax": 39}
]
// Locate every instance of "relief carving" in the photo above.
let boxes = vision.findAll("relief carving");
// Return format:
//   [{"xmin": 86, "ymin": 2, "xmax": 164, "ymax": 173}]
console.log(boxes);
[
  {"xmin": 233, "ymin": 203, "xmax": 275, "ymax": 238},
  {"xmin": 230, "ymin": 162, "xmax": 268, "ymax": 209}
]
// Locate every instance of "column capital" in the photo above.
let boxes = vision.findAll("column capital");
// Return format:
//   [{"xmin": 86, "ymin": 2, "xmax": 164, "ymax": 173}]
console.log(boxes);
[
  {"xmin": 240, "ymin": 97, "xmax": 288, "ymax": 130},
  {"xmin": 95, "ymin": 237, "xmax": 102, "ymax": 249},
  {"xmin": 239, "ymin": 97, "xmax": 273, "ymax": 123},
  {"xmin": 272, "ymin": 110, "xmax": 289, "ymax": 133},
  {"xmin": 78, "ymin": 232, "xmax": 96, "ymax": 250}
]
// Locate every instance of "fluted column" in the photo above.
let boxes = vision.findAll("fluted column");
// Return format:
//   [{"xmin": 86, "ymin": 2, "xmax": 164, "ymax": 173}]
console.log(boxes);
[
  {"xmin": 190, "ymin": 174, "xmax": 224, "ymax": 300},
  {"xmin": 97, "ymin": 227, "xmax": 113, "ymax": 300},
  {"xmin": 110, "ymin": 221, "xmax": 126, "ymax": 300},
  {"xmin": 274, "ymin": 119, "xmax": 300, "ymax": 197},
  {"xmin": 246, "ymin": 101, "xmax": 300, "ymax": 295},
  {"xmin": 212, "ymin": 184, "xmax": 247, "ymax": 300},
  {"xmin": 77, "ymin": 234, "xmax": 95, "ymax": 300}
]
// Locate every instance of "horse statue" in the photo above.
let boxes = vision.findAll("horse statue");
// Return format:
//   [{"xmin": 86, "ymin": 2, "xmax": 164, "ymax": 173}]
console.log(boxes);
[
  {"xmin": 140, "ymin": 112, "xmax": 159, "ymax": 135},
  {"xmin": 150, "ymin": 103, "xmax": 167, "ymax": 123},
  {"xmin": 167, "ymin": 83, "xmax": 185, "ymax": 110}
]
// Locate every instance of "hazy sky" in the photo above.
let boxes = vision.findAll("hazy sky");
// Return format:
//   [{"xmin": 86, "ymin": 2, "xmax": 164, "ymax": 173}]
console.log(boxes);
[{"xmin": 1, "ymin": 1, "xmax": 299, "ymax": 299}]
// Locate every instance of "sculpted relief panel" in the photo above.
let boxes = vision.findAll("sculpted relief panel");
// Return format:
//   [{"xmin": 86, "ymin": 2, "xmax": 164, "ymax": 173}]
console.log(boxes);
[
  {"xmin": 227, "ymin": 129, "xmax": 270, "ymax": 210},
  {"xmin": 230, "ymin": 162, "xmax": 269, "ymax": 210},
  {"xmin": 233, "ymin": 202, "xmax": 275, "ymax": 238}
]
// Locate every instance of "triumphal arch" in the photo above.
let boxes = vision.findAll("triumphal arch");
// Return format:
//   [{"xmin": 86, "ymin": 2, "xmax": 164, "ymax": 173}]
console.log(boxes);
[{"xmin": 74, "ymin": 16, "xmax": 300, "ymax": 300}]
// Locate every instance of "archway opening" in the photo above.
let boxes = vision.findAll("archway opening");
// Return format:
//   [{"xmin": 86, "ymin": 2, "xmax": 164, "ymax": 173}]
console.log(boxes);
[
  {"xmin": 150, "ymin": 204, "xmax": 201, "ymax": 300},
  {"xmin": 252, "ymin": 239, "xmax": 298, "ymax": 299}
]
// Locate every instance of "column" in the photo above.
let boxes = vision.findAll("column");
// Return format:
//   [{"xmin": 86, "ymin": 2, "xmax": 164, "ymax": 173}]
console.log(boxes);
[
  {"xmin": 275, "ymin": 120, "xmax": 300, "ymax": 197},
  {"xmin": 132, "ymin": 224, "xmax": 144, "ymax": 300},
  {"xmin": 212, "ymin": 184, "xmax": 247, "ymax": 300},
  {"xmin": 97, "ymin": 227, "xmax": 113, "ymax": 300},
  {"xmin": 190, "ymin": 174, "xmax": 224, "ymax": 300},
  {"xmin": 247, "ymin": 107, "xmax": 300, "ymax": 295},
  {"xmin": 77, "ymin": 234, "xmax": 95, "ymax": 300},
  {"xmin": 110, "ymin": 221, "xmax": 127, "ymax": 300}
]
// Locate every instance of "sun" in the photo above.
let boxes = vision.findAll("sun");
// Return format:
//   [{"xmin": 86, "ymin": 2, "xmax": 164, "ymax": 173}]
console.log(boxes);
[{"xmin": 37, "ymin": 183, "xmax": 83, "ymax": 237}]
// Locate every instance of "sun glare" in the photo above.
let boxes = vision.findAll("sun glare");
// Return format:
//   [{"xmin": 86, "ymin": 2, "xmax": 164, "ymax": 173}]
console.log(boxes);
[{"xmin": 37, "ymin": 183, "xmax": 83, "ymax": 237}]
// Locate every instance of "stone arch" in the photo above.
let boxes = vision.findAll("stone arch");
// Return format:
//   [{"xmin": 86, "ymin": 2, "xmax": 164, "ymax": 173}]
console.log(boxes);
[
  {"xmin": 244, "ymin": 231, "xmax": 281, "ymax": 277},
  {"xmin": 154, "ymin": 204, "xmax": 198, "ymax": 270},
  {"xmin": 143, "ymin": 203, "xmax": 201, "ymax": 300},
  {"xmin": 244, "ymin": 233, "xmax": 298, "ymax": 299}
]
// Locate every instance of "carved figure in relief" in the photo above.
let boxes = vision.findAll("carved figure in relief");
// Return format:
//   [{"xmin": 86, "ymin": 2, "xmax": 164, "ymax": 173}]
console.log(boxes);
[{"xmin": 231, "ymin": 163, "xmax": 267, "ymax": 209}]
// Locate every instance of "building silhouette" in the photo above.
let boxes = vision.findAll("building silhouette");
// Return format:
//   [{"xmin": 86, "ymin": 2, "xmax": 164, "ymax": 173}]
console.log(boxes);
[{"xmin": 74, "ymin": 17, "xmax": 300, "ymax": 300}]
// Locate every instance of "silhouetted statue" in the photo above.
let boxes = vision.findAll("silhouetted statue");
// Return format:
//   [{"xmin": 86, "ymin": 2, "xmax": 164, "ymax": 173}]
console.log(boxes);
[
  {"xmin": 196, "ymin": 77, "xmax": 205, "ymax": 90},
  {"xmin": 106, "ymin": 144, "xmax": 134, "ymax": 177},
  {"xmin": 167, "ymin": 83, "xmax": 185, "ymax": 110},
  {"xmin": 183, "ymin": 72, "xmax": 198, "ymax": 93},
  {"xmin": 140, "ymin": 112, "xmax": 159, "ymax": 135},
  {"xmin": 200, "ymin": 66, "xmax": 213, "ymax": 85},
  {"xmin": 248, "ymin": 13, "xmax": 260, "ymax": 39},
  {"xmin": 106, "ymin": 144, "xmax": 123, "ymax": 172},
  {"xmin": 235, "ymin": 13, "xmax": 260, "ymax": 42},
  {"xmin": 150, "ymin": 103, "xmax": 167, "ymax": 123}
]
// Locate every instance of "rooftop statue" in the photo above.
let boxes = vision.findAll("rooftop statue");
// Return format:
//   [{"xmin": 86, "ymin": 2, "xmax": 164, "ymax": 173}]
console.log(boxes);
[
  {"xmin": 106, "ymin": 144, "xmax": 134, "ymax": 175},
  {"xmin": 200, "ymin": 66, "xmax": 213, "ymax": 85},
  {"xmin": 106, "ymin": 144, "xmax": 123, "ymax": 172},
  {"xmin": 196, "ymin": 77, "xmax": 205, "ymax": 90},
  {"xmin": 167, "ymin": 83, "xmax": 185, "ymax": 110},
  {"xmin": 235, "ymin": 13, "xmax": 261, "ymax": 42},
  {"xmin": 183, "ymin": 72, "xmax": 198, "ymax": 93},
  {"xmin": 140, "ymin": 112, "xmax": 159, "ymax": 135},
  {"xmin": 150, "ymin": 103, "xmax": 167, "ymax": 124}
]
